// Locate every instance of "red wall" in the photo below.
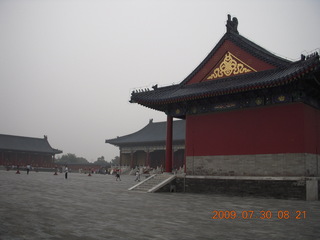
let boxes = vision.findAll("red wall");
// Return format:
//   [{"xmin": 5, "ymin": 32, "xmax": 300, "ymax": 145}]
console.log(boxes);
[
  {"xmin": 303, "ymin": 104, "xmax": 320, "ymax": 154},
  {"xmin": 186, "ymin": 103, "xmax": 320, "ymax": 156}
]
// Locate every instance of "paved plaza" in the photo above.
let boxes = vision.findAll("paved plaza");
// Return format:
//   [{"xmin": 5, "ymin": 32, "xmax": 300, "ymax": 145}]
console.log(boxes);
[{"xmin": 0, "ymin": 170, "xmax": 319, "ymax": 240}]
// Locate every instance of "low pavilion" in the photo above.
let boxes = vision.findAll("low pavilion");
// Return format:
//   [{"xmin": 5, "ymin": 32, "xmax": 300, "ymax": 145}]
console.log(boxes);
[
  {"xmin": 0, "ymin": 134, "xmax": 62, "ymax": 168},
  {"xmin": 106, "ymin": 119, "xmax": 185, "ymax": 170}
]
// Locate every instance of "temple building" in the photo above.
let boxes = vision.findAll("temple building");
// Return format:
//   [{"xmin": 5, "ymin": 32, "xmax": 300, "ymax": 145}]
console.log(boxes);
[
  {"xmin": 106, "ymin": 119, "xmax": 185, "ymax": 170},
  {"xmin": 0, "ymin": 134, "xmax": 62, "ymax": 168},
  {"xmin": 129, "ymin": 15, "xmax": 320, "ymax": 199}
]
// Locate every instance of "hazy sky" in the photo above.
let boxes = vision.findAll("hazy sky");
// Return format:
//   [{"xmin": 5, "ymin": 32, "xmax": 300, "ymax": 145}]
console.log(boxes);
[{"xmin": 1, "ymin": 0, "xmax": 319, "ymax": 162}]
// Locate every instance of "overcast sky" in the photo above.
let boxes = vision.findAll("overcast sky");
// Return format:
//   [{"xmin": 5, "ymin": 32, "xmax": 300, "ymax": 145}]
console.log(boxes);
[{"xmin": 0, "ymin": 0, "xmax": 319, "ymax": 162}]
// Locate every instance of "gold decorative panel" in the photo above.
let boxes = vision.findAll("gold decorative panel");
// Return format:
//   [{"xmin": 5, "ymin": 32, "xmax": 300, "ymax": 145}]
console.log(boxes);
[
  {"xmin": 278, "ymin": 95, "xmax": 286, "ymax": 102},
  {"xmin": 207, "ymin": 52, "xmax": 256, "ymax": 80}
]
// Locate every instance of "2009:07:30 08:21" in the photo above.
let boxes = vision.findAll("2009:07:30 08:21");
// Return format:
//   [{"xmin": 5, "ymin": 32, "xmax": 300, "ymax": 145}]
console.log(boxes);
[{"xmin": 211, "ymin": 210, "xmax": 306, "ymax": 220}]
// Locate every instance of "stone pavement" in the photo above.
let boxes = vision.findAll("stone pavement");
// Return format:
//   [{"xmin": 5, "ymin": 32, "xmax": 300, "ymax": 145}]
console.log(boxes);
[{"xmin": 0, "ymin": 170, "xmax": 319, "ymax": 240}]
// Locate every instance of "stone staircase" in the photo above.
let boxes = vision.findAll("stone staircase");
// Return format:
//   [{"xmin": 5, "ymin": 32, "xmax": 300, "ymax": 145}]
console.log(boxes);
[{"xmin": 128, "ymin": 174, "xmax": 176, "ymax": 193}]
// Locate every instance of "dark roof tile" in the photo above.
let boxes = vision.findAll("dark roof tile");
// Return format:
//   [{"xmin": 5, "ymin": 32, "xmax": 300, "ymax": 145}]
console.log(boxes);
[
  {"xmin": 131, "ymin": 55, "xmax": 320, "ymax": 107},
  {"xmin": 106, "ymin": 120, "xmax": 185, "ymax": 146},
  {"xmin": 130, "ymin": 16, "xmax": 320, "ymax": 113},
  {"xmin": 0, "ymin": 134, "xmax": 62, "ymax": 154}
]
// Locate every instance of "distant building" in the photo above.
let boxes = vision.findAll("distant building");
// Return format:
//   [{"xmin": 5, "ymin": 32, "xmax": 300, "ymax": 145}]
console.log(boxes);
[
  {"xmin": 0, "ymin": 134, "xmax": 62, "ymax": 168},
  {"xmin": 106, "ymin": 119, "xmax": 185, "ymax": 170}
]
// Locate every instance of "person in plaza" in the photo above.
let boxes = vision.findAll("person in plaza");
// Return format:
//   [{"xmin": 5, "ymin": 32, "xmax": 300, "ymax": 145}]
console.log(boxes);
[
  {"xmin": 64, "ymin": 165, "xmax": 68, "ymax": 179},
  {"xmin": 16, "ymin": 165, "xmax": 21, "ymax": 174},
  {"xmin": 115, "ymin": 170, "xmax": 121, "ymax": 181},
  {"xmin": 26, "ymin": 164, "xmax": 31, "ymax": 175},
  {"xmin": 135, "ymin": 168, "xmax": 140, "ymax": 182}
]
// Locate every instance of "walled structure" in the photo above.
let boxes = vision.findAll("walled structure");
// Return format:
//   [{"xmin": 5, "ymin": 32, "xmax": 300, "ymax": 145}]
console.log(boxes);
[
  {"xmin": 106, "ymin": 119, "xmax": 185, "ymax": 170},
  {"xmin": 129, "ymin": 15, "xmax": 320, "ymax": 199},
  {"xmin": 0, "ymin": 134, "xmax": 62, "ymax": 168}
]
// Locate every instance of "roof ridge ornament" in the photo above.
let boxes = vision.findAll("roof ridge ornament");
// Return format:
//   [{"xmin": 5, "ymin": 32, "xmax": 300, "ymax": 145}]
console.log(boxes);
[{"xmin": 226, "ymin": 14, "xmax": 239, "ymax": 34}]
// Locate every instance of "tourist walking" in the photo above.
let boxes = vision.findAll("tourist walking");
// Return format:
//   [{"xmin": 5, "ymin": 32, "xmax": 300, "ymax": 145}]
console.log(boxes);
[
  {"xmin": 26, "ymin": 164, "xmax": 31, "ymax": 175},
  {"xmin": 16, "ymin": 165, "xmax": 20, "ymax": 174},
  {"xmin": 115, "ymin": 170, "xmax": 121, "ymax": 181},
  {"xmin": 65, "ymin": 165, "xmax": 68, "ymax": 179},
  {"xmin": 135, "ymin": 169, "xmax": 140, "ymax": 182}
]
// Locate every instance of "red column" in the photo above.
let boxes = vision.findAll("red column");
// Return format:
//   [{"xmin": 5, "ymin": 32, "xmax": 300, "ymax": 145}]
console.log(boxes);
[
  {"xmin": 184, "ymin": 149, "xmax": 187, "ymax": 173},
  {"xmin": 0, "ymin": 151, "xmax": 3, "ymax": 165},
  {"xmin": 130, "ymin": 151, "xmax": 134, "ymax": 169},
  {"xmin": 146, "ymin": 150, "xmax": 150, "ymax": 167},
  {"xmin": 165, "ymin": 115, "xmax": 173, "ymax": 173}
]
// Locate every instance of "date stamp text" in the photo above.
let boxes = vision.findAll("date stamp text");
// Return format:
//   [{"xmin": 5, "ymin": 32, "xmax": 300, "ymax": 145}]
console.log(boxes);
[{"xmin": 211, "ymin": 210, "xmax": 306, "ymax": 220}]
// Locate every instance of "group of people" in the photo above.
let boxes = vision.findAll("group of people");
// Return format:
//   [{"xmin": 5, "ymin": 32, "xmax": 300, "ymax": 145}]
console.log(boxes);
[
  {"xmin": 14, "ymin": 165, "xmax": 142, "ymax": 182},
  {"xmin": 114, "ymin": 168, "xmax": 141, "ymax": 182},
  {"xmin": 11, "ymin": 164, "xmax": 31, "ymax": 174},
  {"xmin": 114, "ymin": 169, "xmax": 141, "ymax": 182}
]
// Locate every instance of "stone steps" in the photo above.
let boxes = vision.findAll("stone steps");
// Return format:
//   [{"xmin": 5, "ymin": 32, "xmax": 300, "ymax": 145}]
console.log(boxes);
[{"xmin": 129, "ymin": 174, "xmax": 176, "ymax": 193}]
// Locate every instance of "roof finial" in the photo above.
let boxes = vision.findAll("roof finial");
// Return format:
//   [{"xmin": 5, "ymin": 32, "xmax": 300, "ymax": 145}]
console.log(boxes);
[{"xmin": 226, "ymin": 14, "xmax": 239, "ymax": 34}]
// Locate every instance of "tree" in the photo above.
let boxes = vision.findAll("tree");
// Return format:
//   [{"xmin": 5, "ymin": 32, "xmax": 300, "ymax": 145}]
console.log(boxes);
[
  {"xmin": 110, "ymin": 156, "xmax": 120, "ymax": 166},
  {"xmin": 94, "ymin": 156, "xmax": 110, "ymax": 167},
  {"xmin": 55, "ymin": 153, "xmax": 89, "ymax": 164}
]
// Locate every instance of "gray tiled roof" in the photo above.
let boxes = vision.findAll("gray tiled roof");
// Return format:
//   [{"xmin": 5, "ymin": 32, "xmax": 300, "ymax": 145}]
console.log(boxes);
[
  {"xmin": 106, "ymin": 120, "xmax": 185, "ymax": 146},
  {"xmin": 131, "ymin": 55, "xmax": 320, "ymax": 106},
  {"xmin": 0, "ymin": 134, "xmax": 62, "ymax": 154},
  {"xmin": 179, "ymin": 31, "xmax": 292, "ymax": 86},
  {"xmin": 130, "ymin": 21, "xmax": 320, "ymax": 112}
]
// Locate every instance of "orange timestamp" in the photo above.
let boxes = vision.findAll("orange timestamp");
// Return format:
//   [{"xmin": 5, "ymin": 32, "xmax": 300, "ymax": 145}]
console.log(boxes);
[{"xmin": 211, "ymin": 210, "xmax": 306, "ymax": 220}]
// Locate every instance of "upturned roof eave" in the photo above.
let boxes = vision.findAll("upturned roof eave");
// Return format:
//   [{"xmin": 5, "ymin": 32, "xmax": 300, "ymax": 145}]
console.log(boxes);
[
  {"xmin": 0, "ymin": 147, "xmax": 62, "ymax": 155},
  {"xmin": 106, "ymin": 120, "xmax": 186, "ymax": 146},
  {"xmin": 107, "ymin": 139, "xmax": 185, "ymax": 148},
  {"xmin": 132, "ymin": 56, "xmax": 320, "ymax": 107},
  {"xmin": 0, "ymin": 134, "xmax": 63, "ymax": 155}
]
